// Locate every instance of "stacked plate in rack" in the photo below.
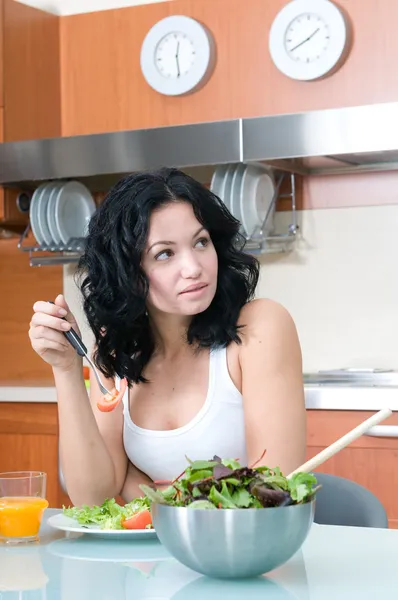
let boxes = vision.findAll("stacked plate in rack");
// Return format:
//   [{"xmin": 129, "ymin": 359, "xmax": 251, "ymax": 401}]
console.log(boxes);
[
  {"xmin": 210, "ymin": 163, "xmax": 276, "ymax": 239},
  {"xmin": 29, "ymin": 181, "xmax": 96, "ymax": 246}
]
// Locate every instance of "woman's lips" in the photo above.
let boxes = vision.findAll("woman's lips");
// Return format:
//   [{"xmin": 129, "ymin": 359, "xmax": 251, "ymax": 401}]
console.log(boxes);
[{"xmin": 179, "ymin": 283, "xmax": 208, "ymax": 295}]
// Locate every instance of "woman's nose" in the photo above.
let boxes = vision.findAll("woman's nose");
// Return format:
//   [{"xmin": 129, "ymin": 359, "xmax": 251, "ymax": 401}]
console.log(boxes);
[{"xmin": 180, "ymin": 253, "xmax": 202, "ymax": 279}]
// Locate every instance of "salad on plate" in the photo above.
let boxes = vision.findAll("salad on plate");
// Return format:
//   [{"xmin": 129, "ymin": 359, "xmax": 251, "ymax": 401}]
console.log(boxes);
[{"xmin": 63, "ymin": 497, "xmax": 153, "ymax": 530}]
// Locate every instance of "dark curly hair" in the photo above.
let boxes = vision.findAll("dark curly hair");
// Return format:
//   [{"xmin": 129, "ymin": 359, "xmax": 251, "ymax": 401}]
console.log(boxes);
[{"xmin": 76, "ymin": 167, "xmax": 259, "ymax": 384}]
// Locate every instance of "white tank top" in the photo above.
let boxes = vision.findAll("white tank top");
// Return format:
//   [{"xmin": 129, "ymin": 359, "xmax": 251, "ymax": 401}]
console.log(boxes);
[{"xmin": 119, "ymin": 347, "xmax": 247, "ymax": 482}]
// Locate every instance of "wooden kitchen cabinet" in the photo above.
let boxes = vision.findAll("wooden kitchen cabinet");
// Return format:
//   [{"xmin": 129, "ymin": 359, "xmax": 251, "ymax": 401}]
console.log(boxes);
[
  {"xmin": 59, "ymin": 0, "xmax": 398, "ymax": 137},
  {"xmin": 0, "ymin": 109, "xmax": 27, "ymax": 232},
  {"xmin": 3, "ymin": 0, "xmax": 398, "ymax": 139},
  {"xmin": 0, "ymin": 237, "xmax": 62, "ymax": 383},
  {"xmin": 0, "ymin": 107, "xmax": 4, "ymax": 224},
  {"xmin": 3, "ymin": 0, "xmax": 61, "ymax": 142},
  {"xmin": 0, "ymin": 403, "xmax": 70, "ymax": 508},
  {"xmin": 307, "ymin": 410, "xmax": 398, "ymax": 529},
  {"xmin": 0, "ymin": 188, "xmax": 29, "ymax": 234},
  {"xmin": 0, "ymin": 0, "xmax": 3, "ymax": 108},
  {"xmin": 0, "ymin": 0, "xmax": 4, "ymax": 109}
]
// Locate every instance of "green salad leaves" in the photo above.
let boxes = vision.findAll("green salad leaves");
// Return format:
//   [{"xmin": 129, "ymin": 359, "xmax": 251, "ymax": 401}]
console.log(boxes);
[
  {"xmin": 62, "ymin": 457, "xmax": 320, "ymax": 529},
  {"xmin": 63, "ymin": 497, "xmax": 151, "ymax": 530},
  {"xmin": 140, "ymin": 456, "xmax": 320, "ymax": 510}
]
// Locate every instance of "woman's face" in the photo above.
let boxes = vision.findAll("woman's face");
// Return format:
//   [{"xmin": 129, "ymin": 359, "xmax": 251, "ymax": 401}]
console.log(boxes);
[{"xmin": 142, "ymin": 202, "xmax": 218, "ymax": 317}]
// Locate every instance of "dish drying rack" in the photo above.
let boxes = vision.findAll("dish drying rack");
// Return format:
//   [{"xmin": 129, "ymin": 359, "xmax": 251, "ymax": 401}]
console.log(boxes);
[
  {"xmin": 244, "ymin": 171, "xmax": 299, "ymax": 255},
  {"xmin": 18, "ymin": 224, "xmax": 86, "ymax": 267},
  {"xmin": 17, "ymin": 171, "xmax": 298, "ymax": 266}
]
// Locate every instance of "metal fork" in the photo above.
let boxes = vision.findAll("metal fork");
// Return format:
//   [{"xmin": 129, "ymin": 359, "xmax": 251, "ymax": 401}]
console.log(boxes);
[{"xmin": 48, "ymin": 301, "xmax": 112, "ymax": 396}]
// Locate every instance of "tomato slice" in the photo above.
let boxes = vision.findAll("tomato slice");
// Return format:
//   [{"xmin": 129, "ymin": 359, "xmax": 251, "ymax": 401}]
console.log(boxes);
[
  {"xmin": 122, "ymin": 509, "xmax": 153, "ymax": 530},
  {"xmin": 97, "ymin": 377, "xmax": 128, "ymax": 412}
]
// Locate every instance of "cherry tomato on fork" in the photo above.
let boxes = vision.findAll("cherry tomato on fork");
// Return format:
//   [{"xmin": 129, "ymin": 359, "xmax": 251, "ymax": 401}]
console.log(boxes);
[{"xmin": 97, "ymin": 377, "xmax": 128, "ymax": 412}]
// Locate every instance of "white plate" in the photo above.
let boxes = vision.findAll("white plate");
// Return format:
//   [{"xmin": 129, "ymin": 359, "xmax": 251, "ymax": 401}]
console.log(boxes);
[
  {"xmin": 218, "ymin": 164, "xmax": 236, "ymax": 213},
  {"xmin": 230, "ymin": 163, "xmax": 247, "ymax": 232},
  {"xmin": 240, "ymin": 165, "xmax": 275, "ymax": 238},
  {"xmin": 47, "ymin": 514, "xmax": 158, "ymax": 540},
  {"xmin": 54, "ymin": 181, "xmax": 96, "ymax": 244},
  {"xmin": 37, "ymin": 183, "xmax": 58, "ymax": 245},
  {"xmin": 47, "ymin": 535, "xmax": 167, "ymax": 563},
  {"xmin": 210, "ymin": 165, "xmax": 229, "ymax": 200},
  {"xmin": 29, "ymin": 183, "xmax": 49, "ymax": 245},
  {"xmin": 47, "ymin": 182, "xmax": 65, "ymax": 244}
]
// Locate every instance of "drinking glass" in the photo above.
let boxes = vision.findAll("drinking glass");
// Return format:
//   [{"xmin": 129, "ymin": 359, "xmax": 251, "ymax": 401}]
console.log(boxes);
[{"xmin": 0, "ymin": 471, "xmax": 49, "ymax": 544}]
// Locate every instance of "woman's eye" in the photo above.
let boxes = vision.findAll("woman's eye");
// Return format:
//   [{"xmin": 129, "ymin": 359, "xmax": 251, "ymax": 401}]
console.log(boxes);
[
  {"xmin": 195, "ymin": 237, "xmax": 209, "ymax": 248},
  {"xmin": 155, "ymin": 249, "xmax": 173, "ymax": 261}
]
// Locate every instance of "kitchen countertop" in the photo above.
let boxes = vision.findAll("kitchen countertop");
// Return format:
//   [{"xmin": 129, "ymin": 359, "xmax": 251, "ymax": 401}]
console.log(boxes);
[
  {"xmin": 304, "ymin": 384, "xmax": 398, "ymax": 411},
  {"xmin": 1, "ymin": 383, "xmax": 398, "ymax": 410},
  {"xmin": 0, "ymin": 509, "xmax": 397, "ymax": 598},
  {"xmin": 0, "ymin": 384, "xmax": 58, "ymax": 403}
]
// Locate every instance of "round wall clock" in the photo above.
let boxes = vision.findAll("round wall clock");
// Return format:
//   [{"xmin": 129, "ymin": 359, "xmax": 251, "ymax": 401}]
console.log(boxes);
[
  {"xmin": 140, "ymin": 15, "xmax": 216, "ymax": 96},
  {"xmin": 269, "ymin": 0, "xmax": 350, "ymax": 81}
]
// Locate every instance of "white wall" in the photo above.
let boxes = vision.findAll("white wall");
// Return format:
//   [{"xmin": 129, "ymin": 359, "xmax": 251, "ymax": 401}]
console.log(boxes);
[
  {"xmin": 64, "ymin": 264, "xmax": 95, "ymax": 366},
  {"xmin": 16, "ymin": 0, "xmax": 171, "ymax": 16},
  {"xmin": 256, "ymin": 205, "xmax": 398, "ymax": 372},
  {"xmin": 64, "ymin": 201, "xmax": 398, "ymax": 374}
]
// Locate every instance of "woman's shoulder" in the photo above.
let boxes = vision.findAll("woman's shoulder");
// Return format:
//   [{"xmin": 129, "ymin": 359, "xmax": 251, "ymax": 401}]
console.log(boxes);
[
  {"xmin": 238, "ymin": 298, "xmax": 296, "ymax": 328},
  {"xmin": 237, "ymin": 299, "xmax": 300, "ymax": 352}
]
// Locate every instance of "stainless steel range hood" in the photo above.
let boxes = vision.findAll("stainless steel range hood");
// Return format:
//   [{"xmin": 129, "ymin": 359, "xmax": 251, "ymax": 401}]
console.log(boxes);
[{"xmin": 2, "ymin": 102, "xmax": 398, "ymax": 189}]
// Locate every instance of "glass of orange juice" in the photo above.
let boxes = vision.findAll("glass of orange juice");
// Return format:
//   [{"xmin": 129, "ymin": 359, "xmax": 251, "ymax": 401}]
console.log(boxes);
[{"xmin": 0, "ymin": 471, "xmax": 49, "ymax": 545}]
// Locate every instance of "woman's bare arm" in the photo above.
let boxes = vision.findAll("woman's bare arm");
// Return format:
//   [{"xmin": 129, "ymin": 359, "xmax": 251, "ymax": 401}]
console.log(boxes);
[
  {"xmin": 29, "ymin": 295, "xmax": 129, "ymax": 507},
  {"xmin": 239, "ymin": 299, "xmax": 306, "ymax": 475},
  {"xmin": 58, "ymin": 360, "xmax": 153, "ymax": 506},
  {"xmin": 120, "ymin": 461, "xmax": 153, "ymax": 502},
  {"xmin": 56, "ymin": 365, "xmax": 127, "ymax": 506}
]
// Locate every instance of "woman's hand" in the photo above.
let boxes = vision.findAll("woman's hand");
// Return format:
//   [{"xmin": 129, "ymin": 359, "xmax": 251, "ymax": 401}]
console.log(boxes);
[{"xmin": 29, "ymin": 293, "xmax": 82, "ymax": 372}]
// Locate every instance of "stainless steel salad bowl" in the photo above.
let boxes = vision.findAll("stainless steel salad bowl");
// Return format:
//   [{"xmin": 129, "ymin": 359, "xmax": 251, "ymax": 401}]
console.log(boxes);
[{"xmin": 151, "ymin": 500, "xmax": 315, "ymax": 579}]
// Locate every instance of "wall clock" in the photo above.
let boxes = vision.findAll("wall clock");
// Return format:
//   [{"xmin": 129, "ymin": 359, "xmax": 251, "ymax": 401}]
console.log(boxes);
[
  {"xmin": 140, "ymin": 15, "xmax": 216, "ymax": 96},
  {"xmin": 269, "ymin": 0, "xmax": 350, "ymax": 81}
]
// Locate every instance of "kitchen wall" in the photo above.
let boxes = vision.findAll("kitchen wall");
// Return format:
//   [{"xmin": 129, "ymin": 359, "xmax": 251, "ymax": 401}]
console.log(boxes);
[
  {"xmin": 258, "ymin": 172, "xmax": 398, "ymax": 372},
  {"xmin": 63, "ymin": 264, "xmax": 95, "ymax": 368},
  {"xmin": 64, "ymin": 171, "xmax": 398, "ymax": 374},
  {"xmin": 258, "ymin": 204, "xmax": 398, "ymax": 373},
  {"xmin": 3, "ymin": 0, "xmax": 398, "ymax": 379}
]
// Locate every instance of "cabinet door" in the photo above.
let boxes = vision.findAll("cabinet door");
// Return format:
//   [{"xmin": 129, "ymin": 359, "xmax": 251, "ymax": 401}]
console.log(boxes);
[
  {"xmin": 0, "ymin": 402, "xmax": 64, "ymax": 507},
  {"xmin": 0, "ymin": 239, "xmax": 62, "ymax": 382},
  {"xmin": 0, "ymin": 0, "xmax": 3, "ymax": 107},
  {"xmin": 307, "ymin": 410, "xmax": 398, "ymax": 529},
  {"xmin": 0, "ymin": 188, "xmax": 29, "ymax": 233},
  {"xmin": 0, "ymin": 107, "xmax": 3, "ymax": 226},
  {"xmin": 0, "ymin": 108, "xmax": 28, "ymax": 232}
]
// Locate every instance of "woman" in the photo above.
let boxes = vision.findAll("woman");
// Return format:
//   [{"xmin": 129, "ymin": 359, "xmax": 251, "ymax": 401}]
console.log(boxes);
[{"xmin": 29, "ymin": 168, "xmax": 306, "ymax": 507}]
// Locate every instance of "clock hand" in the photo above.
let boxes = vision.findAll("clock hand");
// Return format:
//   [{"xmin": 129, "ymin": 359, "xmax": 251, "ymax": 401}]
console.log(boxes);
[
  {"xmin": 290, "ymin": 27, "xmax": 320, "ymax": 52},
  {"xmin": 175, "ymin": 41, "xmax": 180, "ymax": 78}
]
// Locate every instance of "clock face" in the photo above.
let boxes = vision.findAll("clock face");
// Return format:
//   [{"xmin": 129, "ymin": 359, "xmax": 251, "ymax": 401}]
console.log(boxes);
[
  {"xmin": 269, "ymin": 0, "xmax": 349, "ymax": 81},
  {"xmin": 155, "ymin": 32, "xmax": 196, "ymax": 79},
  {"xmin": 285, "ymin": 13, "xmax": 330, "ymax": 63},
  {"xmin": 141, "ymin": 16, "xmax": 215, "ymax": 96}
]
